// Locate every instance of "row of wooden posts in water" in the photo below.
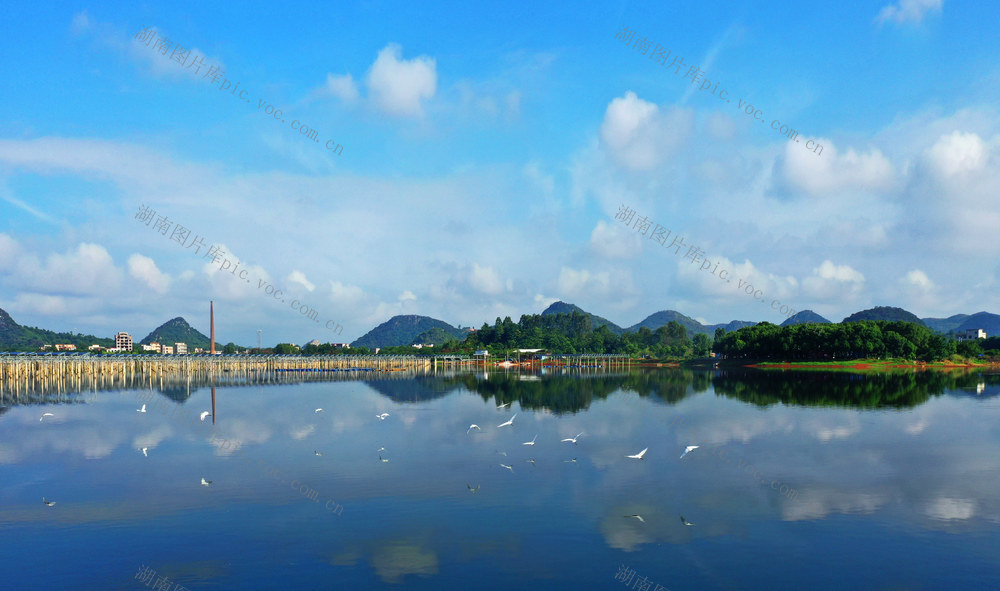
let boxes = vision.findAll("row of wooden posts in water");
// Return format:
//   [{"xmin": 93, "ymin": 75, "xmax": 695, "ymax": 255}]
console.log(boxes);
[{"xmin": 0, "ymin": 354, "xmax": 632, "ymax": 400}]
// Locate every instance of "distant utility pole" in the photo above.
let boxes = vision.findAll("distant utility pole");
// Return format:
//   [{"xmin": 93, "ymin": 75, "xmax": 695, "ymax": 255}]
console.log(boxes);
[{"xmin": 257, "ymin": 329, "xmax": 262, "ymax": 350}]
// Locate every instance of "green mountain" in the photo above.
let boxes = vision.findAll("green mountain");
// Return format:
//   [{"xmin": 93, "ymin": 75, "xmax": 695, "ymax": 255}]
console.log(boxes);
[
  {"xmin": 627, "ymin": 310, "xmax": 705, "ymax": 335},
  {"xmin": 626, "ymin": 311, "xmax": 755, "ymax": 336},
  {"xmin": 954, "ymin": 312, "xmax": 1000, "ymax": 336},
  {"xmin": 921, "ymin": 314, "xmax": 969, "ymax": 333},
  {"xmin": 0, "ymin": 307, "xmax": 114, "ymax": 351},
  {"xmin": 541, "ymin": 301, "xmax": 624, "ymax": 334},
  {"xmin": 708, "ymin": 320, "xmax": 758, "ymax": 334},
  {"xmin": 780, "ymin": 310, "xmax": 832, "ymax": 327},
  {"xmin": 411, "ymin": 326, "xmax": 465, "ymax": 346},
  {"xmin": 352, "ymin": 315, "xmax": 464, "ymax": 348},
  {"xmin": 140, "ymin": 317, "xmax": 213, "ymax": 349},
  {"xmin": 843, "ymin": 306, "xmax": 925, "ymax": 326}
]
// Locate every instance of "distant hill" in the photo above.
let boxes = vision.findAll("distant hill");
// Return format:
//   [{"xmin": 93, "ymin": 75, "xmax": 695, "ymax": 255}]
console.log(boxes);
[
  {"xmin": 843, "ymin": 306, "xmax": 925, "ymax": 326},
  {"xmin": 140, "ymin": 317, "xmax": 214, "ymax": 349},
  {"xmin": 706, "ymin": 320, "xmax": 758, "ymax": 334},
  {"xmin": 780, "ymin": 310, "xmax": 832, "ymax": 327},
  {"xmin": 0, "ymin": 307, "xmax": 114, "ymax": 351},
  {"xmin": 921, "ymin": 314, "xmax": 969, "ymax": 334},
  {"xmin": 352, "ymin": 315, "xmax": 464, "ymax": 348},
  {"xmin": 954, "ymin": 312, "xmax": 1000, "ymax": 336},
  {"xmin": 541, "ymin": 301, "xmax": 624, "ymax": 334},
  {"xmin": 411, "ymin": 326, "xmax": 464, "ymax": 346},
  {"xmin": 627, "ymin": 310, "xmax": 704, "ymax": 335}
]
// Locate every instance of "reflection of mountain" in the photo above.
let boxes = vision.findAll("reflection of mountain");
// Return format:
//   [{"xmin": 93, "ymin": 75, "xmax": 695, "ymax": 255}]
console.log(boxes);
[
  {"xmin": 362, "ymin": 376, "xmax": 464, "ymax": 403},
  {"xmin": 159, "ymin": 385, "xmax": 196, "ymax": 403},
  {"xmin": 438, "ymin": 370, "xmax": 702, "ymax": 414},
  {"xmin": 711, "ymin": 369, "xmax": 988, "ymax": 408}
]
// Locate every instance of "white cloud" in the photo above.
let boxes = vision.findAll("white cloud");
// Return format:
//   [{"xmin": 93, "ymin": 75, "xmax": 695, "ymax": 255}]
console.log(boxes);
[
  {"xmin": 782, "ymin": 140, "xmax": 895, "ymax": 195},
  {"xmin": 17, "ymin": 243, "xmax": 122, "ymax": 296},
  {"xmin": 128, "ymin": 253, "xmax": 170, "ymax": 294},
  {"xmin": 802, "ymin": 260, "xmax": 865, "ymax": 299},
  {"xmin": 902, "ymin": 269, "xmax": 934, "ymax": 291},
  {"xmin": 599, "ymin": 91, "xmax": 693, "ymax": 171},
  {"xmin": 366, "ymin": 44, "xmax": 437, "ymax": 117},
  {"xmin": 70, "ymin": 11, "xmax": 90, "ymax": 34},
  {"xmin": 875, "ymin": 0, "xmax": 943, "ymax": 26},
  {"xmin": 324, "ymin": 73, "xmax": 360, "ymax": 103},
  {"xmin": 469, "ymin": 263, "xmax": 505, "ymax": 295},
  {"xmin": 127, "ymin": 26, "xmax": 222, "ymax": 81},
  {"xmin": 924, "ymin": 130, "xmax": 987, "ymax": 178},
  {"xmin": 399, "ymin": 290, "xmax": 417, "ymax": 301},
  {"xmin": 588, "ymin": 220, "xmax": 641, "ymax": 259},
  {"xmin": 0, "ymin": 233, "xmax": 20, "ymax": 271},
  {"xmin": 287, "ymin": 270, "xmax": 316, "ymax": 292}
]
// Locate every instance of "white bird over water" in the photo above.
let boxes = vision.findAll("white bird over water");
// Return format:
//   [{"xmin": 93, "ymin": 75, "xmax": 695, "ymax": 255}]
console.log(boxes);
[
  {"xmin": 497, "ymin": 413, "xmax": 517, "ymax": 428},
  {"xmin": 680, "ymin": 515, "xmax": 694, "ymax": 526},
  {"xmin": 495, "ymin": 450, "xmax": 507, "ymax": 456},
  {"xmin": 200, "ymin": 411, "xmax": 211, "ymax": 421},
  {"xmin": 42, "ymin": 497, "xmax": 56, "ymax": 507},
  {"xmin": 140, "ymin": 447, "xmax": 148, "ymax": 457},
  {"xmin": 467, "ymin": 424, "xmax": 481, "ymax": 434},
  {"xmin": 201, "ymin": 478, "xmax": 212, "ymax": 487},
  {"xmin": 467, "ymin": 484, "xmax": 480, "ymax": 493},
  {"xmin": 624, "ymin": 514, "xmax": 645, "ymax": 523},
  {"xmin": 379, "ymin": 454, "xmax": 389, "ymax": 463},
  {"xmin": 39, "ymin": 413, "xmax": 54, "ymax": 422},
  {"xmin": 627, "ymin": 447, "xmax": 648, "ymax": 460},
  {"xmin": 497, "ymin": 402, "xmax": 510, "ymax": 409},
  {"xmin": 499, "ymin": 463, "xmax": 513, "ymax": 472},
  {"xmin": 377, "ymin": 413, "xmax": 390, "ymax": 421},
  {"xmin": 522, "ymin": 434, "xmax": 537, "ymax": 446},
  {"xmin": 137, "ymin": 405, "xmax": 146, "ymax": 413},
  {"xmin": 561, "ymin": 432, "xmax": 584, "ymax": 444},
  {"xmin": 679, "ymin": 445, "xmax": 699, "ymax": 459},
  {"xmin": 314, "ymin": 451, "xmax": 323, "ymax": 456},
  {"xmin": 315, "ymin": 408, "xmax": 323, "ymax": 413}
]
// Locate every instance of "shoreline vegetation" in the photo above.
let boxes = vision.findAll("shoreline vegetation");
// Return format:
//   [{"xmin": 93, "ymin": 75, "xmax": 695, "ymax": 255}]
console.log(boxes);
[{"xmin": 7, "ymin": 309, "xmax": 1000, "ymax": 370}]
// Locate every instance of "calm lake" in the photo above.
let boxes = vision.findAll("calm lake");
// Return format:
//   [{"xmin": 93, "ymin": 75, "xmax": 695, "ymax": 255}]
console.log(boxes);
[{"xmin": 2, "ymin": 368, "xmax": 999, "ymax": 590}]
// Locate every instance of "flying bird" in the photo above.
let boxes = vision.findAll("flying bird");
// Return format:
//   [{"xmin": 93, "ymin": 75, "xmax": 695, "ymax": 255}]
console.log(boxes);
[
  {"xmin": 563, "ymin": 458, "xmax": 577, "ymax": 463},
  {"xmin": 680, "ymin": 515, "xmax": 694, "ymax": 526},
  {"xmin": 377, "ymin": 447, "xmax": 385, "ymax": 452},
  {"xmin": 497, "ymin": 413, "xmax": 517, "ymax": 428},
  {"xmin": 200, "ymin": 411, "xmax": 211, "ymax": 421},
  {"xmin": 137, "ymin": 404, "xmax": 146, "ymax": 413},
  {"xmin": 499, "ymin": 463, "xmax": 513, "ymax": 472},
  {"xmin": 624, "ymin": 514, "xmax": 645, "ymax": 523},
  {"xmin": 522, "ymin": 435, "xmax": 537, "ymax": 446},
  {"xmin": 140, "ymin": 447, "xmax": 148, "ymax": 457},
  {"xmin": 561, "ymin": 432, "xmax": 584, "ymax": 444},
  {"xmin": 627, "ymin": 447, "xmax": 648, "ymax": 460},
  {"xmin": 497, "ymin": 402, "xmax": 510, "ymax": 409},
  {"xmin": 525, "ymin": 458, "xmax": 536, "ymax": 466},
  {"xmin": 467, "ymin": 424, "xmax": 481, "ymax": 434},
  {"xmin": 377, "ymin": 413, "xmax": 390, "ymax": 421},
  {"xmin": 314, "ymin": 451, "xmax": 323, "ymax": 456},
  {"xmin": 315, "ymin": 408, "xmax": 323, "ymax": 413},
  {"xmin": 495, "ymin": 450, "xmax": 507, "ymax": 456},
  {"xmin": 379, "ymin": 454, "xmax": 389, "ymax": 463},
  {"xmin": 39, "ymin": 413, "xmax": 54, "ymax": 422},
  {"xmin": 679, "ymin": 445, "xmax": 699, "ymax": 459},
  {"xmin": 467, "ymin": 484, "xmax": 480, "ymax": 493},
  {"xmin": 201, "ymin": 478, "xmax": 212, "ymax": 487},
  {"xmin": 42, "ymin": 497, "xmax": 55, "ymax": 507}
]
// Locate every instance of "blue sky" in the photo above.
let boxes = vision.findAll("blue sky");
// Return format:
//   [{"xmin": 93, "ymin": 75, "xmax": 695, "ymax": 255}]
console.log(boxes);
[{"xmin": 2, "ymin": 0, "xmax": 999, "ymax": 346}]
